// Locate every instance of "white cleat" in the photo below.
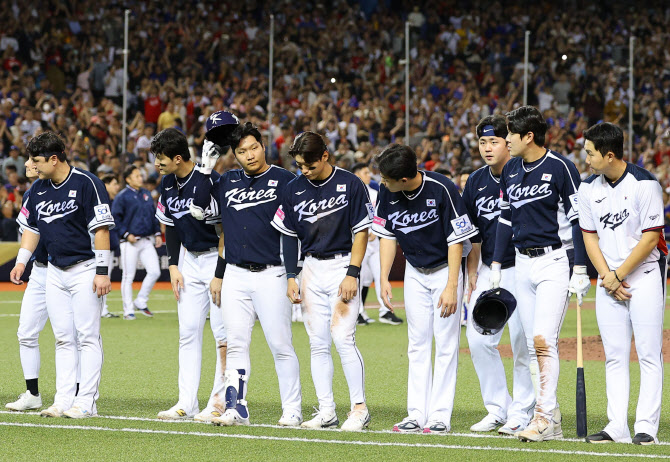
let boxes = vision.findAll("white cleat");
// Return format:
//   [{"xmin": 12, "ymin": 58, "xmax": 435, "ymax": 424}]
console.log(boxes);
[
  {"xmin": 498, "ymin": 420, "xmax": 527, "ymax": 435},
  {"xmin": 63, "ymin": 405, "xmax": 95, "ymax": 419},
  {"xmin": 517, "ymin": 413, "xmax": 562, "ymax": 442},
  {"xmin": 278, "ymin": 412, "xmax": 303, "ymax": 427},
  {"xmin": 40, "ymin": 405, "xmax": 65, "ymax": 418},
  {"xmin": 300, "ymin": 408, "xmax": 339, "ymax": 429},
  {"xmin": 6, "ymin": 391, "xmax": 42, "ymax": 411},
  {"xmin": 157, "ymin": 405, "xmax": 193, "ymax": 420},
  {"xmin": 193, "ymin": 406, "xmax": 223, "ymax": 423},
  {"xmin": 211, "ymin": 408, "xmax": 250, "ymax": 426},
  {"xmin": 470, "ymin": 414, "xmax": 505, "ymax": 432},
  {"xmin": 341, "ymin": 408, "xmax": 371, "ymax": 432}
]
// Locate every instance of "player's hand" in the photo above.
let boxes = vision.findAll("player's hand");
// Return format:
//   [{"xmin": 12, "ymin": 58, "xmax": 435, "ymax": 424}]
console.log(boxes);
[
  {"xmin": 127, "ymin": 234, "xmax": 137, "ymax": 243},
  {"xmin": 489, "ymin": 262, "xmax": 501, "ymax": 289},
  {"xmin": 611, "ymin": 281, "xmax": 632, "ymax": 301},
  {"xmin": 380, "ymin": 279, "xmax": 394, "ymax": 312},
  {"xmin": 338, "ymin": 275, "xmax": 358, "ymax": 303},
  {"xmin": 466, "ymin": 270, "xmax": 478, "ymax": 304},
  {"xmin": 568, "ymin": 265, "xmax": 591, "ymax": 304},
  {"xmin": 10, "ymin": 263, "xmax": 25, "ymax": 285},
  {"xmin": 437, "ymin": 284, "xmax": 458, "ymax": 318},
  {"xmin": 210, "ymin": 277, "xmax": 223, "ymax": 307},
  {"xmin": 169, "ymin": 266, "xmax": 184, "ymax": 301},
  {"xmin": 189, "ymin": 202, "xmax": 206, "ymax": 221},
  {"xmin": 93, "ymin": 275, "xmax": 111, "ymax": 298},
  {"xmin": 600, "ymin": 270, "xmax": 622, "ymax": 293},
  {"xmin": 286, "ymin": 278, "xmax": 302, "ymax": 304},
  {"xmin": 201, "ymin": 139, "xmax": 222, "ymax": 175}
]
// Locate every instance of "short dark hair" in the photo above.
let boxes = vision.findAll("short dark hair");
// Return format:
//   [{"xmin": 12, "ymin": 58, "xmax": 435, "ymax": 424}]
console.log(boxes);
[
  {"xmin": 123, "ymin": 164, "xmax": 139, "ymax": 180},
  {"xmin": 375, "ymin": 144, "xmax": 418, "ymax": 180},
  {"xmin": 101, "ymin": 174, "xmax": 118, "ymax": 185},
  {"xmin": 583, "ymin": 122, "xmax": 624, "ymax": 160},
  {"xmin": 230, "ymin": 122, "xmax": 263, "ymax": 152},
  {"xmin": 151, "ymin": 128, "xmax": 190, "ymax": 161},
  {"xmin": 351, "ymin": 162, "xmax": 369, "ymax": 175},
  {"xmin": 506, "ymin": 106, "xmax": 547, "ymax": 147},
  {"xmin": 476, "ymin": 115, "xmax": 508, "ymax": 139},
  {"xmin": 27, "ymin": 131, "xmax": 67, "ymax": 162},
  {"xmin": 5, "ymin": 165, "xmax": 17, "ymax": 173},
  {"xmin": 288, "ymin": 131, "xmax": 328, "ymax": 164}
]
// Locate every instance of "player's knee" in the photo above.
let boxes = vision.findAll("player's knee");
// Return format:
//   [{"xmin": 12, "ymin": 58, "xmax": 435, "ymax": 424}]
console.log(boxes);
[
  {"xmin": 147, "ymin": 268, "xmax": 161, "ymax": 280},
  {"xmin": 331, "ymin": 331, "xmax": 354, "ymax": 351},
  {"xmin": 18, "ymin": 334, "xmax": 39, "ymax": 348},
  {"xmin": 533, "ymin": 335, "xmax": 552, "ymax": 357}
]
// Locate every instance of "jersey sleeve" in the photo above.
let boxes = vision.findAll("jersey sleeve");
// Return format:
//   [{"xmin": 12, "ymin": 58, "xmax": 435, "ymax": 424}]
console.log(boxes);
[
  {"xmin": 350, "ymin": 176, "xmax": 373, "ymax": 233},
  {"xmin": 497, "ymin": 167, "xmax": 512, "ymax": 227},
  {"xmin": 559, "ymin": 158, "xmax": 581, "ymax": 223},
  {"xmin": 85, "ymin": 175, "xmax": 115, "ymax": 232},
  {"xmin": 271, "ymin": 192, "xmax": 298, "ymax": 237},
  {"xmin": 461, "ymin": 174, "xmax": 477, "ymax": 224},
  {"xmin": 577, "ymin": 183, "xmax": 596, "ymax": 233},
  {"xmin": 17, "ymin": 191, "xmax": 39, "ymax": 235},
  {"xmin": 639, "ymin": 180, "xmax": 664, "ymax": 233},
  {"xmin": 111, "ymin": 192, "xmax": 128, "ymax": 238},
  {"xmin": 371, "ymin": 187, "xmax": 396, "ymax": 240},
  {"xmin": 155, "ymin": 193, "xmax": 173, "ymax": 226},
  {"xmin": 441, "ymin": 177, "xmax": 479, "ymax": 245}
]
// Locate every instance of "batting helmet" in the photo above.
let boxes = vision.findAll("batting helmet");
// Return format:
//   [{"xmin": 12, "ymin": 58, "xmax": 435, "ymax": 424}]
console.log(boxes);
[
  {"xmin": 205, "ymin": 110, "xmax": 240, "ymax": 148},
  {"xmin": 472, "ymin": 288, "xmax": 517, "ymax": 335}
]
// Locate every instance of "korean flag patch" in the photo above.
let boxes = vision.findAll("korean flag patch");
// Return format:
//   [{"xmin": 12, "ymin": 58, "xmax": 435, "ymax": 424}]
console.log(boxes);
[
  {"xmin": 426, "ymin": 199, "xmax": 436, "ymax": 207},
  {"xmin": 451, "ymin": 214, "xmax": 474, "ymax": 237},
  {"xmin": 541, "ymin": 173, "xmax": 552, "ymax": 182},
  {"xmin": 337, "ymin": 184, "xmax": 346, "ymax": 192},
  {"xmin": 94, "ymin": 204, "xmax": 112, "ymax": 222},
  {"xmin": 69, "ymin": 190, "xmax": 77, "ymax": 197},
  {"xmin": 268, "ymin": 180, "xmax": 278, "ymax": 187}
]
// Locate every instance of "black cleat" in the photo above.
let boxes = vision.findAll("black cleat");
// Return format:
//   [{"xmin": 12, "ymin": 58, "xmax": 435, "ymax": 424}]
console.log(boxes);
[
  {"xmin": 585, "ymin": 431, "xmax": 613, "ymax": 443},
  {"xmin": 632, "ymin": 433, "xmax": 656, "ymax": 445},
  {"xmin": 357, "ymin": 314, "xmax": 369, "ymax": 325},
  {"xmin": 379, "ymin": 312, "xmax": 403, "ymax": 325}
]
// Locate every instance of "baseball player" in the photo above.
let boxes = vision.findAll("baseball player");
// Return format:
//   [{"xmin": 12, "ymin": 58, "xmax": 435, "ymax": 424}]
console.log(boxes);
[
  {"xmin": 579, "ymin": 122, "xmax": 667, "ymax": 445},
  {"xmin": 372, "ymin": 144, "xmax": 479, "ymax": 434},
  {"xmin": 5, "ymin": 158, "xmax": 49, "ymax": 412},
  {"xmin": 153, "ymin": 128, "xmax": 227, "ymax": 422},
  {"xmin": 489, "ymin": 106, "xmax": 590, "ymax": 442},
  {"xmin": 192, "ymin": 121, "xmax": 302, "ymax": 427},
  {"xmin": 352, "ymin": 162, "xmax": 403, "ymax": 326},
  {"xmin": 112, "ymin": 165, "xmax": 162, "ymax": 320},
  {"xmin": 272, "ymin": 131, "xmax": 372, "ymax": 431},
  {"xmin": 462, "ymin": 116, "xmax": 536, "ymax": 434},
  {"xmin": 100, "ymin": 175, "xmax": 121, "ymax": 319},
  {"xmin": 12, "ymin": 131, "xmax": 114, "ymax": 418}
]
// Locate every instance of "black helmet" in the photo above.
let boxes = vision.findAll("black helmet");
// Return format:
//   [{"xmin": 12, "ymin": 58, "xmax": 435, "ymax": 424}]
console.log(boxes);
[{"xmin": 472, "ymin": 287, "xmax": 517, "ymax": 335}]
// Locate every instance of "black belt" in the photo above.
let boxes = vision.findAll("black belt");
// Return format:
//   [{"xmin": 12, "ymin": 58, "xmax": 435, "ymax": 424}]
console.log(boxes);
[
  {"xmin": 233, "ymin": 263, "xmax": 270, "ymax": 272},
  {"xmin": 518, "ymin": 244, "xmax": 561, "ymax": 258},
  {"xmin": 305, "ymin": 253, "xmax": 347, "ymax": 260},
  {"xmin": 33, "ymin": 261, "xmax": 48, "ymax": 268}
]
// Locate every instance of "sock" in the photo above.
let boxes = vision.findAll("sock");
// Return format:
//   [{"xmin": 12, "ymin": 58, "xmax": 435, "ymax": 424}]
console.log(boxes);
[
  {"xmin": 361, "ymin": 286, "xmax": 369, "ymax": 305},
  {"xmin": 26, "ymin": 378, "xmax": 39, "ymax": 396}
]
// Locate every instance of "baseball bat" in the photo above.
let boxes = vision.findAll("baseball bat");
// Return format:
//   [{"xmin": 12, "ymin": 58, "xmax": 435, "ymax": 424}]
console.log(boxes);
[{"xmin": 575, "ymin": 298, "xmax": 587, "ymax": 437}]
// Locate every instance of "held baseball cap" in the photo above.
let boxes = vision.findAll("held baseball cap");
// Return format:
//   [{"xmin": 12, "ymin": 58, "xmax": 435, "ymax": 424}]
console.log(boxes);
[
  {"xmin": 472, "ymin": 288, "xmax": 517, "ymax": 335},
  {"xmin": 205, "ymin": 110, "xmax": 240, "ymax": 147}
]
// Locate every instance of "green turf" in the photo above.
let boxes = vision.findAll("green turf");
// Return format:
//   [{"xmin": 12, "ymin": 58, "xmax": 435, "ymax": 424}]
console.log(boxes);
[{"xmin": 0, "ymin": 286, "xmax": 669, "ymax": 461}]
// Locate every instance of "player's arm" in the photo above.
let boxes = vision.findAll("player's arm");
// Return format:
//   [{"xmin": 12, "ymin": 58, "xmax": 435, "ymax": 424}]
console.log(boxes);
[
  {"xmin": 164, "ymin": 225, "xmax": 184, "ymax": 301},
  {"xmin": 190, "ymin": 151, "xmax": 221, "ymax": 220},
  {"xmin": 210, "ymin": 232, "xmax": 225, "ymax": 307},
  {"xmin": 466, "ymin": 242, "xmax": 481, "ymax": 303},
  {"xmin": 93, "ymin": 226, "xmax": 112, "ymax": 298},
  {"xmin": 437, "ymin": 242, "xmax": 463, "ymax": 318},
  {"xmin": 378, "ymin": 237, "xmax": 396, "ymax": 312},
  {"xmin": 10, "ymin": 229, "xmax": 40, "ymax": 285},
  {"xmin": 283, "ymin": 233, "xmax": 302, "ymax": 304},
  {"xmin": 111, "ymin": 193, "xmax": 130, "ymax": 241},
  {"xmin": 491, "ymin": 174, "xmax": 512, "ymax": 289},
  {"xmin": 339, "ymin": 228, "xmax": 368, "ymax": 302}
]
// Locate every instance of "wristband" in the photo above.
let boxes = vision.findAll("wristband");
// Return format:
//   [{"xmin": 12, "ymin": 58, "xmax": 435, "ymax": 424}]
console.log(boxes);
[
  {"xmin": 286, "ymin": 272, "xmax": 296, "ymax": 280},
  {"xmin": 614, "ymin": 270, "xmax": 622, "ymax": 282},
  {"xmin": 346, "ymin": 265, "xmax": 361, "ymax": 278},
  {"xmin": 491, "ymin": 262, "xmax": 502, "ymax": 272},
  {"xmin": 16, "ymin": 248, "xmax": 32, "ymax": 266},
  {"xmin": 215, "ymin": 256, "xmax": 226, "ymax": 279},
  {"xmin": 96, "ymin": 249, "xmax": 110, "ymax": 275}
]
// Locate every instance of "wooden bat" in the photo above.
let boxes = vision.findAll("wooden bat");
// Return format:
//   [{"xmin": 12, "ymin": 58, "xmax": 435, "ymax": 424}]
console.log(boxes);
[{"xmin": 576, "ymin": 298, "xmax": 587, "ymax": 437}]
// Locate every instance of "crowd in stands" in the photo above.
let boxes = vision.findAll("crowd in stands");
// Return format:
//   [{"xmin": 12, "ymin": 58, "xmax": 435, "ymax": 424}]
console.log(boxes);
[{"xmin": 1, "ymin": 0, "xmax": 670, "ymax": 239}]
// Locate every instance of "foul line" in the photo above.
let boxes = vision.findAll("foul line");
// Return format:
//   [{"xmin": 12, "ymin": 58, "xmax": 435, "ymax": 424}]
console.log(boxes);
[{"xmin": 0, "ymin": 422, "xmax": 667, "ymax": 458}]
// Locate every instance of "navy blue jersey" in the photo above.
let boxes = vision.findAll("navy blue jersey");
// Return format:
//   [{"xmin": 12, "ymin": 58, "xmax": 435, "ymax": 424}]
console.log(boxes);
[
  {"xmin": 20, "ymin": 188, "xmax": 48, "ymax": 265},
  {"xmin": 213, "ymin": 165, "xmax": 295, "ymax": 266},
  {"xmin": 499, "ymin": 149, "xmax": 580, "ymax": 250},
  {"xmin": 112, "ymin": 186, "xmax": 160, "ymax": 239},
  {"xmin": 155, "ymin": 165, "xmax": 221, "ymax": 252},
  {"xmin": 462, "ymin": 166, "xmax": 515, "ymax": 267},
  {"xmin": 372, "ymin": 170, "xmax": 479, "ymax": 268},
  {"xmin": 272, "ymin": 166, "xmax": 372, "ymax": 256},
  {"xmin": 17, "ymin": 166, "xmax": 115, "ymax": 268}
]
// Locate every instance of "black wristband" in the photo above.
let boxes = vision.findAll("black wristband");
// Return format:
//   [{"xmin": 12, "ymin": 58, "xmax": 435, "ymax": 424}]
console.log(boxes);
[
  {"xmin": 96, "ymin": 266, "xmax": 108, "ymax": 276},
  {"xmin": 215, "ymin": 256, "xmax": 226, "ymax": 279},
  {"xmin": 614, "ymin": 270, "xmax": 622, "ymax": 282},
  {"xmin": 346, "ymin": 265, "xmax": 361, "ymax": 278}
]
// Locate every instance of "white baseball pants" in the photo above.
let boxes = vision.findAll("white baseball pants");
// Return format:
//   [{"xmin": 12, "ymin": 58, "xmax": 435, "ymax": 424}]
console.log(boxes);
[
  {"xmin": 120, "ymin": 238, "xmax": 161, "ymax": 316},
  {"xmin": 176, "ymin": 249, "xmax": 227, "ymax": 415},
  {"xmin": 404, "ymin": 261, "xmax": 463, "ymax": 427},
  {"xmin": 301, "ymin": 255, "xmax": 366, "ymax": 411},
  {"xmin": 466, "ymin": 263, "xmax": 535, "ymax": 425},
  {"xmin": 17, "ymin": 263, "xmax": 48, "ymax": 380},
  {"xmin": 597, "ymin": 258, "xmax": 666, "ymax": 442},
  {"xmin": 221, "ymin": 264, "xmax": 301, "ymax": 415}
]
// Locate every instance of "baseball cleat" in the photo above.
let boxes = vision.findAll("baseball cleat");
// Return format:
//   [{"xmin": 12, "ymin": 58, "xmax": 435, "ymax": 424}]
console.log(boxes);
[
  {"xmin": 102, "ymin": 312, "xmax": 120, "ymax": 318},
  {"xmin": 278, "ymin": 412, "xmax": 303, "ymax": 427},
  {"xmin": 341, "ymin": 408, "xmax": 371, "ymax": 432},
  {"xmin": 585, "ymin": 430, "xmax": 614, "ymax": 443},
  {"xmin": 211, "ymin": 408, "xmax": 250, "ymax": 426},
  {"xmin": 633, "ymin": 433, "xmax": 657, "ymax": 445},
  {"xmin": 470, "ymin": 414, "xmax": 505, "ymax": 432},
  {"xmin": 379, "ymin": 312, "xmax": 403, "ymax": 325},
  {"xmin": 357, "ymin": 314, "xmax": 369, "ymax": 325},
  {"xmin": 393, "ymin": 417, "xmax": 422, "ymax": 433},
  {"xmin": 6, "ymin": 391, "xmax": 42, "ymax": 411},
  {"xmin": 517, "ymin": 414, "xmax": 562, "ymax": 442},
  {"xmin": 157, "ymin": 406, "xmax": 193, "ymax": 420},
  {"xmin": 498, "ymin": 421, "xmax": 526, "ymax": 435},
  {"xmin": 63, "ymin": 406, "xmax": 94, "ymax": 418},
  {"xmin": 193, "ymin": 406, "xmax": 223, "ymax": 423},
  {"xmin": 300, "ymin": 408, "xmax": 339, "ymax": 429},
  {"xmin": 123, "ymin": 314, "xmax": 136, "ymax": 320},
  {"xmin": 135, "ymin": 304, "xmax": 154, "ymax": 317},
  {"xmin": 40, "ymin": 405, "xmax": 65, "ymax": 418},
  {"xmin": 423, "ymin": 421, "xmax": 450, "ymax": 434}
]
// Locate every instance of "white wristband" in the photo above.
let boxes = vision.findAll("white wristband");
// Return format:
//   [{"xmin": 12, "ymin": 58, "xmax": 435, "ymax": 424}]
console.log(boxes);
[
  {"xmin": 574, "ymin": 265, "xmax": 587, "ymax": 274},
  {"xmin": 96, "ymin": 250, "xmax": 110, "ymax": 267},
  {"xmin": 491, "ymin": 262, "xmax": 502, "ymax": 272},
  {"xmin": 16, "ymin": 248, "xmax": 33, "ymax": 266}
]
